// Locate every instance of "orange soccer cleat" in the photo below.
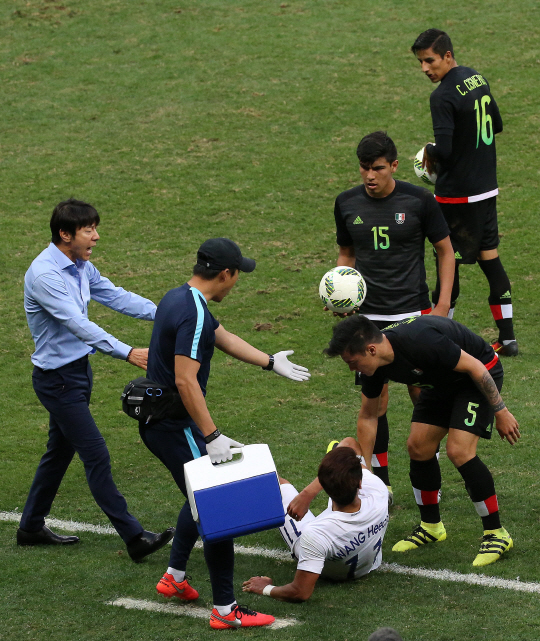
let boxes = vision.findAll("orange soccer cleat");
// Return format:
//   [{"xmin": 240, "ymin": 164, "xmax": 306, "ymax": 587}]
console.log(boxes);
[
  {"xmin": 209, "ymin": 604, "xmax": 275, "ymax": 629},
  {"xmin": 156, "ymin": 573, "xmax": 199, "ymax": 601}
]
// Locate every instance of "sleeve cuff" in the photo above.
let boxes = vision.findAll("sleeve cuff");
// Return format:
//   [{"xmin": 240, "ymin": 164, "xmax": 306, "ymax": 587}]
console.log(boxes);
[{"xmin": 112, "ymin": 341, "xmax": 132, "ymax": 360}]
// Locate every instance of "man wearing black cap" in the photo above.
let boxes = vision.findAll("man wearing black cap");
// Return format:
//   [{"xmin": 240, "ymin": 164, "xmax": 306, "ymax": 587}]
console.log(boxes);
[{"xmin": 141, "ymin": 238, "xmax": 310, "ymax": 630}]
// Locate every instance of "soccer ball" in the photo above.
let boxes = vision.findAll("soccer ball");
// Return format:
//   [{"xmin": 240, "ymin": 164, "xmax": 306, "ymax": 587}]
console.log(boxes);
[
  {"xmin": 413, "ymin": 146, "xmax": 437, "ymax": 185},
  {"xmin": 319, "ymin": 267, "xmax": 367, "ymax": 313}
]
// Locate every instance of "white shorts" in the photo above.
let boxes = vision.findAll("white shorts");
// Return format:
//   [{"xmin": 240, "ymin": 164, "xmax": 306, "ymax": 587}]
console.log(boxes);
[{"xmin": 278, "ymin": 482, "xmax": 316, "ymax": 558}]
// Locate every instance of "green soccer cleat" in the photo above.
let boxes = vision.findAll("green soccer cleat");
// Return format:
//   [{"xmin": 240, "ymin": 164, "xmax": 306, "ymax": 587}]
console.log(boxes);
[
  {"xmin": 472, "ymin": 528, "xmax": 513, "ymax": 567},
  {"xmin": 392, "ymin": 522, "xmax": 446, "ymax": 552},
  {"xmin": 326, "ymin": 440, "xmax": 340, "ymax": 453}
]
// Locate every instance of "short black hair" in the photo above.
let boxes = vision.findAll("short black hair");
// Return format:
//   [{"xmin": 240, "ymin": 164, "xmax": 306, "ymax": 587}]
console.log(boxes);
[
  {"xmin": 356, "ymin": 131, "xmax": 397, "ymax": 166},
  {"xmin": 368, "ymin": 628, "xmax": 404, "ymax": 641},
  {"xmin": 192, "ymin": 263, "xmax": 238, "ymax": 280},
  {"xmin": 50, "ymin": 198, "xmax": 100, "ymax": 245},
  {"xmin": 317, "ymin": 447, "xmax": 363, "ymax": 507},
  {"xmin": 411, "ymin": 29, "xmax": 454, "ymax": 58},
  {"xmin": 324, "ymin": 315, "xmax": 383, "ymax": 357}
]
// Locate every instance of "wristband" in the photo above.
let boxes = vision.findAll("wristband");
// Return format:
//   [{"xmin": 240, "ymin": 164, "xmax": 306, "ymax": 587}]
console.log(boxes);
[
  {"xmin": 204, "ymin": 429, "xmax": 222, "ymax": 444},
  {"xmin": 262, "ymin": 354, "xmax": 274, "ymax": 371},
  {"xmin": 262, "ymin": 584, "xmax": 275, "ymax": 596},
  {"xmin": 126, "ymin": 348, "xmax": 134, "ymax": 362}
]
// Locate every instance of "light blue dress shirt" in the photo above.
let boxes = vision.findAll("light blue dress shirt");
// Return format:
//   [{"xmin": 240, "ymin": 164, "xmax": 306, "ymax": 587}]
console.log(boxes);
[{"xmin": 24, "ymin": 243, "xmax": 156, "ymax": 370}]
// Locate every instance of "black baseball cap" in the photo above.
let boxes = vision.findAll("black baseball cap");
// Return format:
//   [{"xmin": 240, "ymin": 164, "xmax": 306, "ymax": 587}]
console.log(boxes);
[{"xmin": 196, "ymin": 238, "xmax": 256, "ymax": 273}]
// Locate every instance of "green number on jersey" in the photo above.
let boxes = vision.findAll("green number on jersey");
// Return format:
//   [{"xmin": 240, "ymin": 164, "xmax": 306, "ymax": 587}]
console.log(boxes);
[
  {"xmin": 474, "ymin": 95, "xmax": 494, "ymax": 148},
  {"xmin": 371, "ymin": 226, "xmax": 390, "ymax": 250},
  {"xmin": 464, "ymin": 402, "xmax": 480, "ymax": 426}
]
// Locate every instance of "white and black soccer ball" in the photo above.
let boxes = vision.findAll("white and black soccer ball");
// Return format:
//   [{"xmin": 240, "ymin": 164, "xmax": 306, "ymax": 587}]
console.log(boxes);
[
  {"xmin": 413, "ymin": 146, "xmax": 437, "ymax": 185},
  {"xmin": 319, "ymin": 267, "xmax": 367, "ymax": 313}
]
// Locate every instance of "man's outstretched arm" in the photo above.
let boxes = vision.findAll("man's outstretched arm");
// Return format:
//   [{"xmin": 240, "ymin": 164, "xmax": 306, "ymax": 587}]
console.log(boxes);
[
  {"xmin": 242, "ymin": 570, "xmax": 319, "ymax": 603},
  {"xmin": 214, "ymin": 324, "xmax": 310, "ymax": 381},
  {"xmin": 356, "ymin": 394, "xmax": 381, "ymax": 469}
]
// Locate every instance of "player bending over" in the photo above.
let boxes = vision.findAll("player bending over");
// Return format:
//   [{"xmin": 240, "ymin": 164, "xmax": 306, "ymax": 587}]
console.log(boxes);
[
  {"xmin": 243, "ymin": 439, "xmax": 389, "ymax": 602},
  {"xmin": 325, "ymin": 314, "xmax": 519, "ymax": 566}
]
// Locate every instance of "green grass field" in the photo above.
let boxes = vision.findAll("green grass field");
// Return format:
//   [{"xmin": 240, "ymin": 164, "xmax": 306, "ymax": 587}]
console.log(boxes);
[{"xmin": 1, "ymin": 1, "xmax": 539, "ymax": 639}]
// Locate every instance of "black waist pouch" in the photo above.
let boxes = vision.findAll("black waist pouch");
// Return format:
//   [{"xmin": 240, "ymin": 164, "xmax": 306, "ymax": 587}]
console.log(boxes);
[{"xmin": 121, "ymin": 377, "xmax": 189, "ymax": 424}]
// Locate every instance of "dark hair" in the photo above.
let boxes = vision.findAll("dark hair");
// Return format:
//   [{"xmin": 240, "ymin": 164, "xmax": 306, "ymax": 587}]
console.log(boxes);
[
  {"xmin": 411, "ymin": 29, "xmax": 454, "ymax": 58},
  {"xmin": 318, "ymin": 447, "xmax": 363, "ymax": 506},
  {"xmin": 356, "ymin": 131, "xmax": 397, "ymax": 166},
  {"xmin": 192, "ymin": 263, "xmax": 238, "ymax": 280},
  {"xmin": 368, "ymin": 628, "xmax": 404, "ymax": 641},
  {"xmin": 324, "ymin": 315, "xmax": 383, "ymax": 357},
  {"xmin": 50, "ymin": 198, "xmax": 100, "ymax": 245}
]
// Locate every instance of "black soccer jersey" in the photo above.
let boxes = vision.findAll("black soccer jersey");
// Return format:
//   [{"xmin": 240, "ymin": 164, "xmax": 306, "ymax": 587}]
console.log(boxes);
[
  {"xmin": 359, "ymin": 315, "xmax": 501, "ymax": 398},
  {"xmin": 334, "ymin": 180, "xmax": 449, "ymax": 316},
  {"xmin": 430, "ymin": 66, "xmax": 503, "ymax": 200}
]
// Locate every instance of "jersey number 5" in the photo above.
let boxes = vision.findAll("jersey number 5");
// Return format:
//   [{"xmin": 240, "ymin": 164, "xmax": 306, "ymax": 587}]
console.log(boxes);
[
  {"xmin": 474, "ymin": 96, "xmax": 494, "ymax": 148},
  {"xmin": 464, "ymin": 401, "xmax": 480, "ymax": 426}
]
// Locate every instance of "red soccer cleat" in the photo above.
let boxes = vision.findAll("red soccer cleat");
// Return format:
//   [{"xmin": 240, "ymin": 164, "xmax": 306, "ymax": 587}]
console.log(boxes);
[
  {"xmin": 209, "ymin": 604, "xmax": 275, "ymax": 629},
  {"xmin": 156, "ymin": 573, "xmax": 199, "ymax": 601}
]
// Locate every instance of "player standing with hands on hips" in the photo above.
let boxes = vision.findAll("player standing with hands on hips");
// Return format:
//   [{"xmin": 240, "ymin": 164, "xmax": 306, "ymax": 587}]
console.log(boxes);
[
  {"xmin": 412, "ymin": 29, "xmax": 518, "ymax": 356},
  {"xmin": 141, "ymin": 238, "xmax": 310, "ymax": 630},
  {"xmin": 330, "ymin": 132, "xmax": 454, "ymax": 500}
]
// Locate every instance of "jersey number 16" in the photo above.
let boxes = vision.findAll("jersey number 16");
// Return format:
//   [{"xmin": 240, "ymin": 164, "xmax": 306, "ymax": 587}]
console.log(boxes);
[{"xmin": 474, "ymin": 95, "xmax": 494, "ymax": 149}]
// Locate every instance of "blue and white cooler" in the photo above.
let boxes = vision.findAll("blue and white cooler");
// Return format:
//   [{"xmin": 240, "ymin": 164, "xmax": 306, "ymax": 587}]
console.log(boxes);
[{"xmin": 184, "ymin": 444, "xmax": 285, "ymax": 543}]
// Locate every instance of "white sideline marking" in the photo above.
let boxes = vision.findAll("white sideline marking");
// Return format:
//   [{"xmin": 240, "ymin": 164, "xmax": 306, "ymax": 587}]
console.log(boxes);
[
  {"xmin": 4, "ymin": 512, "xmax": 537, "ymax": 595},
  {"xmin": 1, "ymin": 511, "xmax": 116, "ymax": 535},
  {"xmin": 380, "ymin": 563, "xmax": 540, "ymax": 594},
  {"xmin": 0, "ymin": 512, "xmax": 291, "ymax": 558},
  {"xmin": 107, "ymin": 598, "xmax": 298, "ymax": 629}
]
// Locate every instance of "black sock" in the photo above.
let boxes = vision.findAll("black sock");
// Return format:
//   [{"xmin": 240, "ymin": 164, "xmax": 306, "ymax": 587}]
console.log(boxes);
[
  {"xmin": 372, "ymin": 413, "xmax": 390, "ymax": 486},
  {"xmin": 478, "ymin": 257, "xmax": 515, "ymax": 342},
  {"xmin": 457, "ymin": 456, "xmax": 501, "ymax": 530},
  {"xmin": 410, "ymin": 457, "xmax": 441, "ymax": 524}
]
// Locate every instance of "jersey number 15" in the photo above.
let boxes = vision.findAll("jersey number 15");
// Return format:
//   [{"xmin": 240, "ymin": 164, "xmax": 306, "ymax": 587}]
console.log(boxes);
[{"xmin": 372, "ymin": 226, "xmax": 390, "ymax": 250}]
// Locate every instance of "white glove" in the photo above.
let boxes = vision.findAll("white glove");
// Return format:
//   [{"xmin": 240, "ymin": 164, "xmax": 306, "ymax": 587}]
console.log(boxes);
[
  {"xmin": 273, "ymin": 350, "xmax": 311, "ymax": 382},
  {"xmin": 206, "ymin": 433, "xmax": 244, "ymax": 464}
]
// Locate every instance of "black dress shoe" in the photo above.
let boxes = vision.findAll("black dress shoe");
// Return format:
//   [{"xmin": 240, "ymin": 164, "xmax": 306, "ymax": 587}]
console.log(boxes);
[
  {"xmin": 17, "ymin": 525, "xmax": 80, "ymax": 546},
  {"xmin": 127, "ymin": 527, "xmax": 175, "ymax": 563}
]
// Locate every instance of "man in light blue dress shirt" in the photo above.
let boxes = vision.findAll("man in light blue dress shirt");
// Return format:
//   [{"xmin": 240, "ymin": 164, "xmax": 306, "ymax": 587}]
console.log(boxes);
[{"xmin": 18, "ymin": 198, "xmax": 174, "ymax": 562}]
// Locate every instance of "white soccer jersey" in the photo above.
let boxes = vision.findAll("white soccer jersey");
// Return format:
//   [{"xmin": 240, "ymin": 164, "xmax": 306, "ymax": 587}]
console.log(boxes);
[{"xmin": 279, "ymin": 469, "xmax": 389, "ymax": 581}]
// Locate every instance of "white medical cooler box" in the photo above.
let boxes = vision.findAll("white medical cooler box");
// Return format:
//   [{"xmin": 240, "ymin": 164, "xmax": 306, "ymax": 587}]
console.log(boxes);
[{"xmin": 184, "ymin": 444, "xmax": 285, "ymax": 543}]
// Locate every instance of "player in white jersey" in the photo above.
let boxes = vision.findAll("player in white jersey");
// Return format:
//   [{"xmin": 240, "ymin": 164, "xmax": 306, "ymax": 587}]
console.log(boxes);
[{"xmin": 242, "ymin": 439, "xmax": 389, "ymax": 602}]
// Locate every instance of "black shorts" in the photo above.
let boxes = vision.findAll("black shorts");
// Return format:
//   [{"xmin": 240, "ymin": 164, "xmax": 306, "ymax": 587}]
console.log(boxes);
[
  {"xmin": 411, "ymin": 373, "xmax": 503, "ymax": 439},
  {"xmin": 439, "ymin": 197, "xmax": 499, "ymax": 264}
]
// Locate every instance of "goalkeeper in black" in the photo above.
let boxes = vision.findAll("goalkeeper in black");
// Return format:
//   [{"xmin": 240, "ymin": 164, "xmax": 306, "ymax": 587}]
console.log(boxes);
[
  {"xmin": 325, "ymin": 314, "xmax": 520, "ymax": 567},
  {"xmin": 331, "ymin": 131, "xmax": 455, "ymax": 501},
  {"xmin": 412, "ymin": 29, "xmax": 517, "ymax": 357}
]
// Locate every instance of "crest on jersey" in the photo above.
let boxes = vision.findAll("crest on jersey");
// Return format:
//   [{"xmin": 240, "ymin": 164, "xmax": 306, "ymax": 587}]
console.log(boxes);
[{"xmin": 395, "ymin": 213, "xmax": 405, "ymax": 224}]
